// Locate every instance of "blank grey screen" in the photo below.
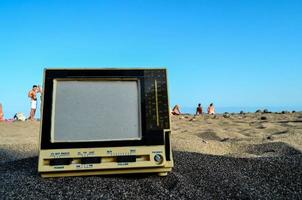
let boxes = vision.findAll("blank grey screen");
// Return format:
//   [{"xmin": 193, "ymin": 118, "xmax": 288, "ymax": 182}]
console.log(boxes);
[{"xmin": 51, "ymin": 80, "xmax": 141, "ymax": 142}]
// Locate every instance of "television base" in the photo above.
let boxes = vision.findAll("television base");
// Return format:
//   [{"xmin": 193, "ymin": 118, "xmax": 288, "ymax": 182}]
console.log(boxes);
[{"xmin": 40, "ymin": 165, "xmax": 173, "ymax": 178}]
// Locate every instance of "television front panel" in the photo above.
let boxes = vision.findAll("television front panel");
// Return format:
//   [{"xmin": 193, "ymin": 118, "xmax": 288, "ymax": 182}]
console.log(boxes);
[{"xmin": 38, "ymin": 68, "xmax": 173, "ymax": 177}]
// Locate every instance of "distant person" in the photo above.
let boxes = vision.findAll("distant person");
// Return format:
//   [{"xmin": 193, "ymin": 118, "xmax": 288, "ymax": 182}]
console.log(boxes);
[
  {"xmin": 14, "ymin": 112, "xmax": 26, "ymax": 121},
  {"xmin": 196, "ymin": 103, "xmax": 203, "ymax": 115},
  {"xmin": 0, "ymin": 103, "xmax": 4, "ymax": 121},
  {"xmin": 28, "ymin": 85, "xmax": 41, "ymax": 120},
  {"xmin": 171, "ymin": 105, "xmax": 181, "ymax": 115},
  {"xmin": 207, "ymin": 103, "xmax": 215, "ymax": 115}
]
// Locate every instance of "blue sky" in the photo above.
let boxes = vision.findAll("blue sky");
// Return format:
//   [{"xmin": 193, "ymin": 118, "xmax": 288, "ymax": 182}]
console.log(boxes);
[{"xmin": 0, "ymin": 0, "xmax": 301, "ymax": 117}]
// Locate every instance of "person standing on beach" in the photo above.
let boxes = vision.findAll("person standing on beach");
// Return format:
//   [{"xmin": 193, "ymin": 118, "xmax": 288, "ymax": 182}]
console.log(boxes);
[
  {"xmin": 28, "ymin": 85, "xmax": 41, "ymax": 120},
  {"xmin": 207, "ymin": 103, "xmax": 215, "ymax": 115},
  {"xmin": 196, "ymin": 103, "xmax": 203, "ymax": 115},
  {"xmin": 0, "ymin": 103, "xmax": 4, "ymax": 121}
]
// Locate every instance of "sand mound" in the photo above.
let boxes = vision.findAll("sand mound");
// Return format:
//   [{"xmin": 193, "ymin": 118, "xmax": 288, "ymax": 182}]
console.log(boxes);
[
  {"xmin": 0, "ymin": 144, "xmax": 38, "ymax": 164},
  {"xmin": 245, "ymin": 142, "xmax": 302, "ymax": 157},
  {"xmin": 198, "ymin": 130, "xmax": 222, "ymax": 141}
]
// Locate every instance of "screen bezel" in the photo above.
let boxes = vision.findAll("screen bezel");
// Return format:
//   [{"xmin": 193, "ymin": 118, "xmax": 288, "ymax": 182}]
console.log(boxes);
[{"xmin": 40, "ymin": 69, "xmax": 166, "ymax": 149}]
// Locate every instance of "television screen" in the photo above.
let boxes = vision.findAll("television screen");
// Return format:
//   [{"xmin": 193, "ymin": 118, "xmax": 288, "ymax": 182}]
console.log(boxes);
[{"xmin": 50, "ymin": 80, "xmax": 141, "ymax": 143}]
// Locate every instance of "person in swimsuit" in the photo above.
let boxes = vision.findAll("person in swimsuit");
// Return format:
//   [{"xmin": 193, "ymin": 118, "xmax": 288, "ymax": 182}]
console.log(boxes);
[
  {"xmin": 0, "ymin": 103, "xmax": 4, "ymax": 121},
  {"xmin": 28, "ymin": 85, "xmax": 41, "ymax": 120},
  {"xmin": 196, "ymin": 103, "xmax": 203, "ymax": 115},
  {"xmin": 207, "ymin": 103, "xmax": 215, "ymax": 115},
  {"xmin": 171, "ymin": 105, "xmax": 181, "ymax": 115}
]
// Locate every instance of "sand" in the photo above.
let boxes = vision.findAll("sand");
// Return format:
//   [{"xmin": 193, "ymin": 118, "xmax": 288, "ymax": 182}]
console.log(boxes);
[
  {"xmin": 0, "ymin": 112, "xmax": 302, "ymax": 199},
  {"xmin": 172, "ymin": 112, "xmax": 302, "ymax": 157}
]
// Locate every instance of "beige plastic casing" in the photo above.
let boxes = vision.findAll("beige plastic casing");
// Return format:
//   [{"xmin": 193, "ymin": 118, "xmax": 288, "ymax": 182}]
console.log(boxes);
[{"xmin": 38, "ymin": 68, "xmax": 173, "ymax": 177}]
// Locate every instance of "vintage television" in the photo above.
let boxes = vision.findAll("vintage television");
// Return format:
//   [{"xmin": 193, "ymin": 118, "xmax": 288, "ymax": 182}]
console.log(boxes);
[{"xmin": 38, "ymin": 68, "xmax": 173, "ymax": 177}]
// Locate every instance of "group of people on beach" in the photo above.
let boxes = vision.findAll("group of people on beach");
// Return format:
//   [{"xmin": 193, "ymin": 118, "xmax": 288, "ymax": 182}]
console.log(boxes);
[
  {"xmin": 171, "ymin": 103, "xmax": 216, "ymax": 116},
  {"xmin": 1, "ymin": 84, "xmax": 216, "ymax": 122},
  {"xmin": 0, "ymin": 85, "xmax": 42, "ymax": 122}
]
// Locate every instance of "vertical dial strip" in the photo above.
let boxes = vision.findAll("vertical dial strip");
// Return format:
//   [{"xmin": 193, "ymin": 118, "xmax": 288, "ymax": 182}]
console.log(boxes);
[{"xmin": 144, "ymin": 70, "xmax": 170, "ymax": 130}]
